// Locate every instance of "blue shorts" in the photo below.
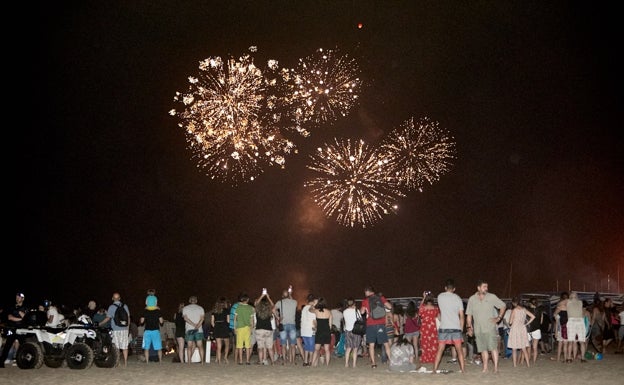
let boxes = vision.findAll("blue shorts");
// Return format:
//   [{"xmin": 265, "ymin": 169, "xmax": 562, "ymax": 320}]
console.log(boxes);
[
  {"xmin": 438, "ymin": 329, "xmax": 463, "ymax": 344},
  {"xmin": 366, "ymin": 324, "xmax": 389, "ymax": 345},
  {"xmin": 302, "ymin": 336, "xmax": 315, "ymax": 352},
  {"xmin": 142, "ymin": 329, "xmax": 163, "ymax": 350},
  {"xmin": 280, "ymin": 323, "xmax": 297, "ymax": 346}
]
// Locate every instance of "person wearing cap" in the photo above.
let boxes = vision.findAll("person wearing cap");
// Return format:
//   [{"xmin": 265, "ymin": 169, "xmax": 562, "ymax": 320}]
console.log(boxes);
[
  {"xmin": 145, "ymin": 289, "xmax": 159, "ymax": 310},
  {"xmin": 0, "ymin": 293, "xmax": 28, "ymax": 367},
  {"xmin": 139, "ymin": 294, "xmax": 164, "ymax": 363}
]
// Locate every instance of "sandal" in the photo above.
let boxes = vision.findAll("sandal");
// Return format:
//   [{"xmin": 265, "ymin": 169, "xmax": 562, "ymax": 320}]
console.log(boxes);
[{"xmin": 371, "ymin": 364, "xmax": 377, "ymax": 368}]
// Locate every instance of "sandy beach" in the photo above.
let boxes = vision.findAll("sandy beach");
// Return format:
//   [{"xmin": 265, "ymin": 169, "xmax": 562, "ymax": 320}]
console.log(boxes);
[{"xmin": 2, "ymin": 349, "xmax": 623, "ymax": 385}]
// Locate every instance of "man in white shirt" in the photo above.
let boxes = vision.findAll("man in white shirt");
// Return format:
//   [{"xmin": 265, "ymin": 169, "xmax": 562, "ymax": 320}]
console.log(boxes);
[
  {"xmin": 300, "ymin": 294, "xmax": 318, "ymax": 366},
  {"xmin": 182, "ymin": 296, "xmax": 206, "ymax": 364}
]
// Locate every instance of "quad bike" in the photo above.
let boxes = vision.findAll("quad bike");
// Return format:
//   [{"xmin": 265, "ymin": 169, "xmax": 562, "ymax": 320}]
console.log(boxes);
[{"xmin": 14, "ymin": 312, "xmax": 120, "ymax": 369}]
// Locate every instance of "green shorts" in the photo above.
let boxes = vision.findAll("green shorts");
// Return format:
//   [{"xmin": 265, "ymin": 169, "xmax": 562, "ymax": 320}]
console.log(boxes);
[
  {"xmin": 185, "ymin": 329, "xmax": 204, "ymax": 342},
  {"xmin": 475, "ymin": 332, "xmax": 499, "ymax": 352}
]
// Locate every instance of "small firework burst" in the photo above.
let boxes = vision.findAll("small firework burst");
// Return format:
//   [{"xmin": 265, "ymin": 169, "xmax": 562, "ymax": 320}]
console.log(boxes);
[
  {"xmin": 304, "ymin": 138, "xmax": 404, "ymax": 228},
  {"xmin": 289, "ymin": 48, "xmax": 361, "ymax": 127},
  {"xmin": 171, "ymin": 52, "xmax": 296, "ymax": 184},
  {"xmin": 379, "ymin": 117, "xmax": 456, "ymax": 192}
]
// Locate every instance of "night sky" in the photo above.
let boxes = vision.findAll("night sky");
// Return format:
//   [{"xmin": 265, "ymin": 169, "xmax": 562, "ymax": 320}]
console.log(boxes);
[{"xmin": 13, "ymin": 1, "xmax": 622, "ymax": 316}]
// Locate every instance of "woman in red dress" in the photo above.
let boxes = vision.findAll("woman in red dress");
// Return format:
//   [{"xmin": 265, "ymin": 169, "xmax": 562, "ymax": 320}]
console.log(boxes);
[{"xmin": 418, "ymin": 292, "xmax": 439, "ymax": 364}]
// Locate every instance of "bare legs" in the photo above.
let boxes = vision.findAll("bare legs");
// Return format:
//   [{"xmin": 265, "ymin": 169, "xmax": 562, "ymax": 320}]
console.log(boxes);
[
  {"xmin": 481, "ymin": 348, "xmax": 499, "ymax": 373},
  {"xmin": 531, "ymin": 337, "xmax": 539, "ymax": 364},
  {"xmin": 176, "ymin": 336, "xmax": 185, "ymax": 363},
  {"xmin": 345, "ymin": 345, "xmax": 358, "ymax": 367},
  {"xmin": 143, "ymin": 347, "xmax": 162, "ymax": 363},
  {"xmin": 407, "ymin": 333, "xmax": 420, "ymax": 363},
  {"xmin": 311, "ymin": 343, "xmax": 331, "ymax": 366},
  {"xmin": 215, "ymin": 337, "xmax": 229, "ymax": 364}
]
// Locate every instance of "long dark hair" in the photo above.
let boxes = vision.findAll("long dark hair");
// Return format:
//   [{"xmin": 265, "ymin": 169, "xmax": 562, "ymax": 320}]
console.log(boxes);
[
  {"xmin": 315, "ymin": 297, "xmax": 328, "ymax": 311},
  {"xmin": 393, "ymin": 334, "xmax": 410, "ymax": 346},
  {"xmin": 256, "ymin": 298, "xmax": 273, "ymax": 320},
  {"xmin": 406, "ymin": 301, "xmax": 417, "ymax": 318},
  {"xmin": 213, "ymin": 297, "xmax": 228, "ymax": 314}
]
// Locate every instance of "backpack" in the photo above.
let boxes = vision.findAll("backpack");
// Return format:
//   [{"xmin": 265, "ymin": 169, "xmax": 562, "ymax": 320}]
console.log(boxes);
[
  {"xmin": 369, "ymin": 295, "xmax": 386, "ymax": 320},
  {"xmin": 114, "ymin": 303, "xmax": 129, "ymax": 327}
]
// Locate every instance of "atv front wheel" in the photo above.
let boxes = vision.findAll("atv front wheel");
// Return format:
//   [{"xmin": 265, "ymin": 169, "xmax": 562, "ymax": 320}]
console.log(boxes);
[
  {"xmin": 16, "ymin": 341, "xmax": 44, "ymax": 369},
  {"xmin": 66, "ymin": 342, "xmax": 94, "ymax": 369},
  {"xmin": 94, "ymin": 343, "xmax": 120, "ymax": 368}
]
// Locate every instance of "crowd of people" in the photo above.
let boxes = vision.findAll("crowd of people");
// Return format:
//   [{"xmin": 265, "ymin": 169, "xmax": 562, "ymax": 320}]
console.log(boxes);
[{"xmin": 1, "ymin": 282, "xmax": 623, "ymax": 373}]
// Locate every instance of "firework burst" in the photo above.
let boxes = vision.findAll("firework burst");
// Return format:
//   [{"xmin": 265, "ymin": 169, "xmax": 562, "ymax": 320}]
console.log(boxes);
[
  {"xmin": 304, "ymin": 138, "xmax": 404, "ymax": 228},
  {"xmin": 289, "ymin": 48, "xmax": 362, "ymax": 128},
  {"xmin": 379, "ymin": 117, "xmax": 456, "ymax": 192},
  {"xmin": 170, "ymin": 53, "xmax": 296, "ymax": 184}
]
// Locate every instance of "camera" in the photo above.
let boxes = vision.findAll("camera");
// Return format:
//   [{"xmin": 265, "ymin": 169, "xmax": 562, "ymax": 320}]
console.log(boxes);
[{"xmin": 262, "ymin": 288, "xmax": 267, "ymax": 295}]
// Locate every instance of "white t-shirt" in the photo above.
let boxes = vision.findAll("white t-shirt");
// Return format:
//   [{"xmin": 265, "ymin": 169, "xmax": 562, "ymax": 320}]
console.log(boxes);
[
  {"xmin": 274, "ymin": 298, "xmax": 297, "ymax": 325},
  {"xmin": 331, "ymin": 309, "xmax": 343, "ymax": 331},
  {"xmin": 437, "ymin": 291, "xmax": 464, "ymax": 330},
  {"xmin": 182, "ymin": 303, "xmax": 205, "ymax": 332},
  {"xmin": 300, "ymin": 304, "xmax": 316, "ymax": 337},
  {"xmin": 343, "ymin": 308, "xmax": 357, "ymax": 332},
  {"xmin": 46, "ymin": 306, "xmax": 64, "ymax": 327}
]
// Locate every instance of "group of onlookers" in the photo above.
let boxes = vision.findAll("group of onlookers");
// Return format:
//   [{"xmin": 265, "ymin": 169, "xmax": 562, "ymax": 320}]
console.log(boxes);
[{"xmin": 1, "ymin": 285, "xmax": 622, "ymax": 372}]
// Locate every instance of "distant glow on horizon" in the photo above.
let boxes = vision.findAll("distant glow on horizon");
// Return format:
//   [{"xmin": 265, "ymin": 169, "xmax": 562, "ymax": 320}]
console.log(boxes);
[
  {"xmin": 304, "ymin": 138, "xmax": 404, "ymax": 228},
  {"xmin": 380, "ymin": 116, "xmax": 456, "ymax": 192}
]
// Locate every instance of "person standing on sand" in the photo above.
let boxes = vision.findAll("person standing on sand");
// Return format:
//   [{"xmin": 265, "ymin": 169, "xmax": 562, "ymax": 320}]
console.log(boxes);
[
  {"xmin": 234, "ymin": 293, "xmax": 255, "ymax": 365},
  {"xmin": 433, "ymin": 279, "xmax": 466, "ymax": 374},
  {"xmin": 554, "ymin": 292, "xmax": 570, "ymax": 361},
  {"xmin": 507, "ymin": 297, "xmax": 534, "ymax": 367},
  {"xmin": 418, "ymin": 293, "xmax": 439, "ymax": 365},
  {"xmin": 466, "ymin": 280, "xmax": 506, "ymax": 373},
  {"xmin": 273, "ymin": 287, "xmax": 298, "ymax": 365},
  {"xmin": 140, "ymin": 296, "xmax": 164, "ymax": 363},
  {"xmin": 104, "ymin": 292, "xmax": 131, "ymax": 367},
  {"xmin": 211, "ymin": 297, "xmax": 231, "ymax": 364},
  {"xmin": 310, "ymin": 297, "xmax": 333, "ymax": 367},
  {"xmin": 183, "ymin": 296, "xmax": 206, "ymax": 364},
  {"xmin": 566, "ymin": 291, "xmax": 587, "ymax": 362},
  {"xmin": 300, "ymin": 294, "xmax": 318, "ymax": 366},
  {"xmin": 342, "ymin": 297, "xmax": 363, "ymax": 368},
  {"xmin": 360, "ymin": 286, "xmax": 392, "ymax": 369},
  {"xmin": 173, "ymin": 302, "xmax": 186, "ymax": 363}
]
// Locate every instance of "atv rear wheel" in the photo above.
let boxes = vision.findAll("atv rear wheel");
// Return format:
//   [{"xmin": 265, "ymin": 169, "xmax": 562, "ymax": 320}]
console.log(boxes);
[
  {"xmin": 16, "ymin": 341, "xmax": 44, "ymax": 369},
  {"xmin": 66, "ymin": 342, "xmax": 94, "ymax": 369},
  {"xmin": 94, "ymin": 343, "xmax": 120, "ymax": 368}
]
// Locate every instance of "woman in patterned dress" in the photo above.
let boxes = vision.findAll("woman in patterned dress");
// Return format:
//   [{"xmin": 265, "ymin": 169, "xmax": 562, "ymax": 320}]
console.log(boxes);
[
  {"xmin": 507, "ymin": 297, "xmax": 535, "ymax": 367},
  {"xmin": 418, "ymin": 292, "xmax": 439, "ymax": 364}
]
